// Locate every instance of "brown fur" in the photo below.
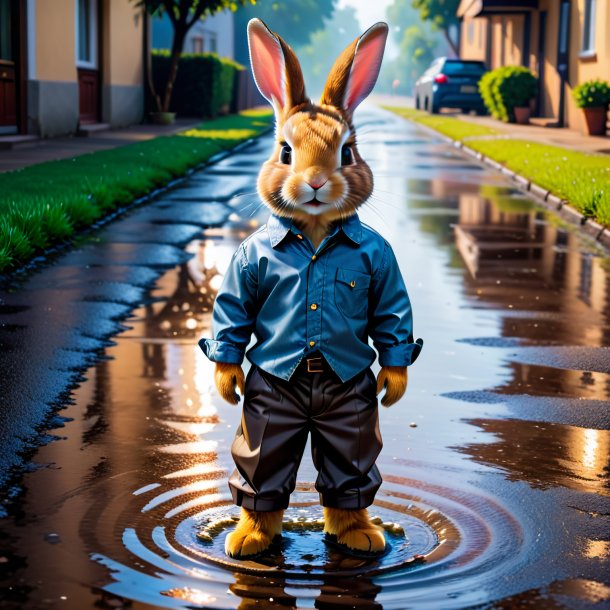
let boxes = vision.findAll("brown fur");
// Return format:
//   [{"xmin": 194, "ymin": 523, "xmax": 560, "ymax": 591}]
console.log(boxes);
[
  {"xmin": 376, "ymin": 366, "xmax": 408, "ymax": 407},
  {"xmin": 225, "ymin": 507, "xmax": 284, "ymax": 558},
  {"xmin": 323, "ymin": 507, "xmax": 386, "ymax": 552},
  {"xmin": 214, "ymin": 362, "xmax": 245, "ymax": 405}
]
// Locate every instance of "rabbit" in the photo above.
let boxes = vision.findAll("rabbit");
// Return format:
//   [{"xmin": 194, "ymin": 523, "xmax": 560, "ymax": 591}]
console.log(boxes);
[{"xmin": 199, "ymin": 18, "xmax": 423, "ymax": 560}]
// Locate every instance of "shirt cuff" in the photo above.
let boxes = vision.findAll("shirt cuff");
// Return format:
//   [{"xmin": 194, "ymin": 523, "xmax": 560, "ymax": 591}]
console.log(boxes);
[
  {"xmin": 198, "ymin": 338, "xmax": 245, "ymax": 364},
  {"xmin": 378, "ymin": 338, "xmax": 423, "ymax": 367}
]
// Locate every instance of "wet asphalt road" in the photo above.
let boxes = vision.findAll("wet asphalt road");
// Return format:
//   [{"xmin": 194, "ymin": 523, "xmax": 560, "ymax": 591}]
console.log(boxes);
[{"xmin": 0, "ymin": 106, "xmax": 609, "ymax": 609}]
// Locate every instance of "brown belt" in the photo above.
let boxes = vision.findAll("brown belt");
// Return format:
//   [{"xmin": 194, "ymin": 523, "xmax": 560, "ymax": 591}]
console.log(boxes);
[{"xmin": 296, "ymin": 353, "xmax": 327, "ymax": 374}]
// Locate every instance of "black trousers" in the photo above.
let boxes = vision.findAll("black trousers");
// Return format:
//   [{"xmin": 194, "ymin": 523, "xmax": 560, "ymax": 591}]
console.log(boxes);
[{"xmin": 229, "ymin": 355, "xmax": 383, "ymax": 511}]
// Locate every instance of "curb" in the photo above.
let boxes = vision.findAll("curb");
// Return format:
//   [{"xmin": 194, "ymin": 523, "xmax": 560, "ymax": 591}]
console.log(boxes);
[
  {"xmin": 398, "ymin": 115, "xmax": 610, "ymax": 252},
  {"xmin": 0, "ymin": 124, "xmax": 274, "ymax": 287}
]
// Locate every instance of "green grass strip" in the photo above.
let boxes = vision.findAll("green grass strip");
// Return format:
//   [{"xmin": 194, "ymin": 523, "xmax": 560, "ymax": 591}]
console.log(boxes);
[
  {"xmin": 383, "ymin": 106, "xmax": 500, "ymax": 141},
  {"xmin": 384, "ymin": 105, "xmax": 610, "ymax": 227},
  {"xmin": 0, "ymin": 109, "xmax": 273, "ymax": 273}
]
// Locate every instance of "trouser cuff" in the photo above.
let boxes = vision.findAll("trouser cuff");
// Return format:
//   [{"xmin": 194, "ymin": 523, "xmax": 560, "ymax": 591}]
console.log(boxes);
[
  {"xmin": 319, "ymin": 489, "xmax": 377, "ymax": 510},
  {"xmin": 231, "ymin": 487, "xmax": 290, "ymax": 512}
]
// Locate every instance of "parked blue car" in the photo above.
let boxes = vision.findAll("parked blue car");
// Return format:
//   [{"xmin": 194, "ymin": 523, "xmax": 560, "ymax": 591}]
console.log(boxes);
[{"xmin": 414, "ymin": 58, "xmax": 487, "ymax": 115}]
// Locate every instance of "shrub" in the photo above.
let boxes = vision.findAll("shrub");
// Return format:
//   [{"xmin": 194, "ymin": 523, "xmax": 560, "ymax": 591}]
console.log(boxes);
[
  {"xmin": 152, "ymin": 51, "xmax": 245, "ymax": 118},
  {"xmin": 479, "ymin": 65, "xmax": 538, "ymax": 122},
  {"xmin": 572, "ymin": 79, "xmax": 610, "ymax": 108}
]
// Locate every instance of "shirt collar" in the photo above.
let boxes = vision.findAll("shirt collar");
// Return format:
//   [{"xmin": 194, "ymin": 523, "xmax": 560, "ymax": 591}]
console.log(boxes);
[{"xmin": 267, "ymin": 213, "xmax": 362, "ymax": 248}]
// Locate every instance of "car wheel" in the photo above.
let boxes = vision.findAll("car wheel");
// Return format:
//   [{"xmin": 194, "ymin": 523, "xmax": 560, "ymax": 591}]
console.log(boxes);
[
  {"xmin": 424, "ymin": 97, "xmax": 429, "ymax": 111},
  {"xmin": 430, "ymin": 103, "xmax": 439, "ymax": 114},
  {"xmin": 476, "ymin": 108, "xmax": 487, "ymax": 116},
  {"xmin": 415, "ymin": 96, "xmax": 420, "ymax": 110}
]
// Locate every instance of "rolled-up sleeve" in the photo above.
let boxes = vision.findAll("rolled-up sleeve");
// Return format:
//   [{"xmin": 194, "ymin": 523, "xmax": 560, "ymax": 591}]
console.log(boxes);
[
  {"xmin": 369, "ymin": 241, "xmax": 423, "ymax": 367},
  {"xmin": 198, "ymin": 243, "xmax": 257, "ymax": 364}
]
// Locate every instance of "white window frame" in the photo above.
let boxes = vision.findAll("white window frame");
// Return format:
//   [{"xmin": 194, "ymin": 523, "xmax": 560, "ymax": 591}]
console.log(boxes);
[
  {"xmin": 75, "ymin": 0, "xmax": 97, "ymax": 69},
  {"xmin": 580, "ymin": 0, "xmax": 596, "ymax": 54}
]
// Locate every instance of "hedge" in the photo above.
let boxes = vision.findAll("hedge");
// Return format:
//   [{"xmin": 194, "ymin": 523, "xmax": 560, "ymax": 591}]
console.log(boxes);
[
  {"xmin": 152, "ymin": 50, "xmax": 245, "ymax": 118},
  {"xmin": 479, "ymin": 66, "xmax": 537, "ymax": 123}
]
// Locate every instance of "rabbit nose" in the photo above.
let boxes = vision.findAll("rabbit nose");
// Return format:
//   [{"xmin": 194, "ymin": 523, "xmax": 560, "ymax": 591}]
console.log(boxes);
[{"xmin": 308, "ymin": 178, "xmax": 328, "ymax": 190}]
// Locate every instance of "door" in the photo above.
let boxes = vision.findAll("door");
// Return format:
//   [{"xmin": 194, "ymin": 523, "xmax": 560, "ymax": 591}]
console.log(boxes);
[
  {"xmin": 76, "ymin": 0, "xmax": 99, "ymax": 124},
  {"xmin": 556, "ymin": 0, "xmax": 571, "ymax": 126},
  {"xmin": 0, "ymin": 0, "xmax": 17, "ymax": 133}
]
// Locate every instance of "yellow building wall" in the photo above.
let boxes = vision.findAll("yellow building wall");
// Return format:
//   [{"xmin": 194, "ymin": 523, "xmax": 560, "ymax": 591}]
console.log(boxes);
[
  {"xmin": 460, "ymin": 17, "xmax": 487, "ymax": 62},
  {"xmin": 101, "ymin": 0, "xmax": 144, "ymax": 87},
  {"xmin": 565, "ymin": 0, "xmax": 610, "ymax": 131},
  {"xmin": 35, "ymin": 0, "xmax": 77, "ymax": 82}
]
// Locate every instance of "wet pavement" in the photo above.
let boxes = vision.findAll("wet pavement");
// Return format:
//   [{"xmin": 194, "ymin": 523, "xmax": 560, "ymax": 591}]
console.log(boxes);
[{"xmin": 0, "ymin": 106, "xmax": 609, "ymax": 609}]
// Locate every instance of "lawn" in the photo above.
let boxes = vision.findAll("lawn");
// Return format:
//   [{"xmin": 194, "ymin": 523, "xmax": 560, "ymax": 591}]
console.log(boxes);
[
  {"xmin": 384, "ymin": 105, "xmax": 610, "ymax": 227},
  {"xmin": 0, "ymin": 109, "xmax": 273, "ymax": 274}
]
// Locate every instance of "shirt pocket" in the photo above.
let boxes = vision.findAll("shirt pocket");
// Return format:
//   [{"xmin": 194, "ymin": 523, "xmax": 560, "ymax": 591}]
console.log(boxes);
[{"xmin": 334, "ymin": 267, "xmax": 371, "ymax": 318}]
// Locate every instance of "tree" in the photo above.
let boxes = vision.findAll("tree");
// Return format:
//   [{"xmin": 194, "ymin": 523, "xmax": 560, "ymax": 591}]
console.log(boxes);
[
  {"xmin": 412, "ymin": 0, "xmax": 460, "ymax": 56},
  {"xmin": 134, "ymin": 0, "xmax": 255, "ymax": 113},
  {"xmin": 233, "ymin": 0, "xmax": 336, "ymax": 66}
]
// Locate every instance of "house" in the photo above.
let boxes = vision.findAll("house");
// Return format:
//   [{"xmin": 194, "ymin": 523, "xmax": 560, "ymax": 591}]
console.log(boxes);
[
  {"xmin": 152, "ymin": 9, "xmax": 234, "ymax": 59},
  {"xmin": 457, "ymin": 0, "xmax": 610, "ymax": 131},
  {"xmin": 0, "ymin": 0, "xmax": 145, "ymax": 140}
]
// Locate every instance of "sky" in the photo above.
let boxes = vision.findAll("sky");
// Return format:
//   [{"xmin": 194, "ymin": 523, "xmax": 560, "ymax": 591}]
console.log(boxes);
[{"xmin": 337, "ymin": 0, "xmax": 400, "ymax": 58}]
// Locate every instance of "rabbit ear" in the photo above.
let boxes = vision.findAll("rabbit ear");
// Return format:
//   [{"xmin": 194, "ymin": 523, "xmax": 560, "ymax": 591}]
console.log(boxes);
[
  {"xmin": 321, "ymin": 22, "xmax": 388, "ymax": 115},
  {"xmin": 247, "ymin": 18, "xmax": 307, "ymax": 114}
]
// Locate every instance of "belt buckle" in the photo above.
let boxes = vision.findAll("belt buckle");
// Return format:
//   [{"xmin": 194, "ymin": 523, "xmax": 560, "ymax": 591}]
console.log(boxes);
[{"xmin": 307, "ymin": 356, "xmax": 324, "ymax": 373}]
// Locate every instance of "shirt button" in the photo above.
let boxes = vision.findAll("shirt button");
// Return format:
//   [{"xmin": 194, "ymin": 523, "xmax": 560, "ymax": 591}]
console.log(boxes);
[
  {"xmin": 310, "ymin": 303, "xmax": 318, "ymax": 310},
  {"xmin": 296, "ymin": 234, "xmax": 303, "ymax": 240},
  {"xmin": 309, "ymin": 341, "xmax": 315, "ymax": 347},
  {"xmin": 311, "ymin": 255, "xmax": 317, "ymax": 261}
]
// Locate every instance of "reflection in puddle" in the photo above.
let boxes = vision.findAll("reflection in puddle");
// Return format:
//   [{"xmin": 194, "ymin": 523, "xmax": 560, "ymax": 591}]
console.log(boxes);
[{"xmin": 456, "ymin": 418, "xmax": 610, "ymax": 496}]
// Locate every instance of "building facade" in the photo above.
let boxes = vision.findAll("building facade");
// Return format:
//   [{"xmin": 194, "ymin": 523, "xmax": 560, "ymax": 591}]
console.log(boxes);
[
  {"xmin": 0, "ymin": 0, "xmax": 145, "ymax": 138},
  {"xmin": 457, "ymin": 0, "xmax": 610, "ymax": 131}
]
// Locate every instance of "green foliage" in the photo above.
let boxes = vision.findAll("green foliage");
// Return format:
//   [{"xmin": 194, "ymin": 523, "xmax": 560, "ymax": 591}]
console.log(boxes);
[
  {"xmin": 572, "ymin": 79, "xmax": 610, "ymax": 108},
  {"xmin": 411, "ymin": 0, "xmax": 460, "ymax": 52},
  {"xmin": 152, "ymin": 50, "xmax": 243, "ymax": 117},
  {"xmin": 380, "ymin": 0, "xmax": 449, "ymax": 94},
  {"xmin": 0, "ymin": 110, "xmax": 273, "ymax": 273},
  {"xmin": 479, "ymin": 65, "xmax": 537, "ymax": 122},
  {"xmin": 386, "ymin": 106, "xmax": 610, "ymax": 226}
]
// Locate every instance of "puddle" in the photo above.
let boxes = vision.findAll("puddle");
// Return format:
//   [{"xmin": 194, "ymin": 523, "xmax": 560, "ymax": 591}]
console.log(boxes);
[{"xmin": 0, "ymin": 108, "xmax": 609, "ymax": 609}]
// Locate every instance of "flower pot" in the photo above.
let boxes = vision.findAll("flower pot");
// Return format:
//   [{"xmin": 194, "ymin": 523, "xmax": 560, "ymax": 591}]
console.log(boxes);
[
  {"xmin": 150, "ymin": 111, "xmax": 176, "ymax": 126},
  {"xmin": 513, "ymin": 106, "xmax": 531, "ymax": 125},
  {"xmin": 581, "ymin": 106, "xmax": 608, "ymax": 136}
]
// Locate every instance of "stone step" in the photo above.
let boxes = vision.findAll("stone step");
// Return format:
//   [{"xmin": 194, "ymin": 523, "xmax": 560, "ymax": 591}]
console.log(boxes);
[
  {"xmin": 77, "ymin": 123, "xmax": 111, "ymax": 137},
  {"xmin": 0, "ymin": 134, "xmax": 40, "ymax": 150}
]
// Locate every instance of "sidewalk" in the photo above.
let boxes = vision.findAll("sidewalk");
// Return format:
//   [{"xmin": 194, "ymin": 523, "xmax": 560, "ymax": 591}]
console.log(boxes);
[
  {"xmin": 0, "ymin": 118, "xmax": 203, "ymax": 173},
  {"xmin": 370, "ymin": 93, "xmax": 610, "ymax": 156}
]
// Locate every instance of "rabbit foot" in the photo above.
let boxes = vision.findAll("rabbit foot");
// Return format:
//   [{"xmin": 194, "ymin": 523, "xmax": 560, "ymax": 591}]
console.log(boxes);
[
  {"xmin": 225, "ymin": 507, "xmax": 284, "ymax": 558},
  {"xmin": 323, "ymin": 507, "xmax": 386, "ymax": 553}
]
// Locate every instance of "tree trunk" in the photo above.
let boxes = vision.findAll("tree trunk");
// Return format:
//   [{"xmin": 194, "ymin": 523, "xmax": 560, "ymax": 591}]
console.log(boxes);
[
  {"xmin": 443, "ymin": 28, "xmax": 460, "ymax": 58},
  {"xmin": 161, "ymin": 30, "xmax": 186, "ymax": 113}
]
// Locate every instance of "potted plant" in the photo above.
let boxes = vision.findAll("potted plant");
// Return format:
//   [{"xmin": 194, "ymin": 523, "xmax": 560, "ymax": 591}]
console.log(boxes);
[
  {"xmin": 480, "ymin": 66, "xmax": 537, "ymax": 124},
  {"xmin": 572, "ymin": 79, "xmax": 610, "ymax": 136}
]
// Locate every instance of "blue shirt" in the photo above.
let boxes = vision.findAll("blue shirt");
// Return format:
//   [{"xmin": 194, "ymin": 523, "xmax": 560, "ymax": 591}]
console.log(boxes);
[{"xmin": 199, "ymin": 213, "xmax": 423, "ymax": 382}]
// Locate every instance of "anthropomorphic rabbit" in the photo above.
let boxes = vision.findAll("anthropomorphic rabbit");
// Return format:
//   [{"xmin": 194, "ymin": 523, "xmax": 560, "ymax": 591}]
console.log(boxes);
[{"xmin": 199, "ymin": 18, "xmax": 423, "ymax": 559}]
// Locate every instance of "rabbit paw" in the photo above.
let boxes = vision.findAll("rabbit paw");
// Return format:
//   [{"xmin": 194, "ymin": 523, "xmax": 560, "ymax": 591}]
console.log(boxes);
[{"xmin": 225, "ymin": 508, "xmax": 283, "ymax": 558}]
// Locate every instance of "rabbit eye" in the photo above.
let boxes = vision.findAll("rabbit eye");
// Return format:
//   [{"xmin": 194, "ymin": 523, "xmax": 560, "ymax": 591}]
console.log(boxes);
[
  {"xmin": 279, "ymin": 144, "xmax": 292, "ymax": 165},
  {"xmin": 341, "ymin": 145, "xmax": 354, "ymax": 166}
]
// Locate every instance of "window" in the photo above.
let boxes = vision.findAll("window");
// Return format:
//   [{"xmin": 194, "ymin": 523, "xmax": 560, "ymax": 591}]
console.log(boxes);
[
  {"xmin": 76, "ymin": 0, "xmax": 97, "ymax": 67},
  {"xmin": 0, "ymin": 0, "xmax": 13, "ymax": 62},
  {"xmin": 467, "ymin": 20, "xmax": 474, "ymax": 45},
  {"xmin": 209, "ymin": 34, "xmax": 217, "ymax": 54},
  {"xmin": 581, "ymin": 0, "xmax": 596, "ymax": 53},
  {"xmin": 192, "ymin": 36, "xmax": 203, "ymax": 54}
]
